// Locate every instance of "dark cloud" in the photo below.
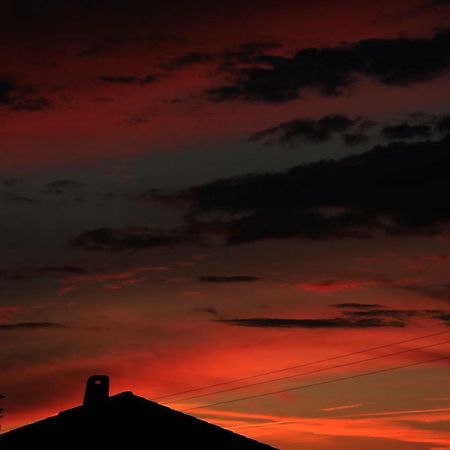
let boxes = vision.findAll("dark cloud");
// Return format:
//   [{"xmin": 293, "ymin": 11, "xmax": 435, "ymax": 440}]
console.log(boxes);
[
  {"xmin": 0, "ymin": 322, "xmax": 66, "ymax": 331},
  {"xmin": 0, "ymin": 77, "xmax": 51, "ymax": 111},
  {"xmin": 377, "ymin": 113, "xmax": 450, "ymax": 141},
  {"xmin": 44, "ymin": 180, "xmax": 83, "ymax": 194},
  {"xmin": 72, "ymin": 226, "xmax": 195, "ymax": 251},
  {"xmin": 163, "ymin": 52, "xmax": 215, "ymax": 70},
  {"xmin": 338, "ymin": 306, "xmax": 450, "ymax": 327},
  {"xmin": 332, "ymin": 303, "xmax": 383, "ymax": 309},
  {"xmin": 217, "ymin": 306, "xmax": 450, "ymax": 328},
  {"xmin": 0, "ymin": 78, "xmax": 15, "ymax": 104},
  {"xmin": 100, "ymin": 74, "xmax": 157, "ymax": 85},
  {"xmin": 216, "ymin": 317, "xmax": 405, "ymax": 328},
  {"xmin": 249, "ymin": 114, "xmax": 370, "ymax": 146},
  {"xmin": 140, "ymin": 74, "xmax": 158, "ymax": 84},
  {"xmin": 381, "ymin": 123, "xmax": 432, "ymax": 140},
  {"xmin": 219, "ymin": 41, "xmax": 282, "ymax": 71},
  {"xmin": 171, "ymin": 135, "xmax": 450, "ymax": 244},
  {"xmin": 207, "ymin": 29, "xmax": 450, "ymax": 102},
  {"xmin": 163, "ymin": 41, "xmax": 281, "ymax": 71},
  {"xmin": 432, "ymin": 311, "xmax": 450, "ymax": 326},
  {"xmin": 198, "ymin": 275, "xmax": 260, "ymax": 283},
  {"xmin": 436, "ymin": 114, "xmax": 450, "ymax": 133},
  {"xmin": 0, "ymin": 265, "xmax": 87, "ymax": 280}
]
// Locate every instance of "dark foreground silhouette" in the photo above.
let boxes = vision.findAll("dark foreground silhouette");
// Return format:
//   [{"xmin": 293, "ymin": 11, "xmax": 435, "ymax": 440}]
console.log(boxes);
[{"xmin": 0, "ymin": 375, "xmax": 277, "ymax": 449}]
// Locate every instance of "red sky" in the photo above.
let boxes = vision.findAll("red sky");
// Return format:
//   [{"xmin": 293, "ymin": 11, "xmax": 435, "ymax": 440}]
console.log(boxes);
[{"xmin": 1, "ymin": 0, "xmax": 450, "ymax": 448}]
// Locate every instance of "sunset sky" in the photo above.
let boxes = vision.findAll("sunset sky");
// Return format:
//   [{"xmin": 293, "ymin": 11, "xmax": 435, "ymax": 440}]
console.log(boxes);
[{"xmin": 1, "ymin": 0, "xmax": 450, "ymax": 448}]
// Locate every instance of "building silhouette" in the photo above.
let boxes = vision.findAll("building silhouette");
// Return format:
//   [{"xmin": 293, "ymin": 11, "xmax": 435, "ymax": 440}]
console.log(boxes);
[{"xmin": 0, "ymin": 375, "xmax": 277, "ymax": 449}]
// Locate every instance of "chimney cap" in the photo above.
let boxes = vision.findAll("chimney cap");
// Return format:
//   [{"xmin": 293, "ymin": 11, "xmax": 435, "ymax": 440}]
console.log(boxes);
[{"xmin": 83, "ymin": 375, "xmax": 110, "ymax": 407}]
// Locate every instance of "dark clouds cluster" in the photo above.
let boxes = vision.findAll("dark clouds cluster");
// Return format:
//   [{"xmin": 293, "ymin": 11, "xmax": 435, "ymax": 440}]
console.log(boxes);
[
  {"xmin": 381, "ymin": 123, "xmax": 432, "ymax": 140},
  {"xmin": 163, "ymin": 41, "xmax": 281, "ymax": 71},
  {"xmin": 436, "ymin": 114, "xmax": 450, "ymax": 133},
  {"xmin": 173, "ymin": 135, "xmax": 450, "ymax": 244},
  {"xmin": 332, "ymin": 303, "xmax": 383, "ymax": 309},
  {"xmin": 217, "ymin": 307, "xmax": 450, "ymax": 329},
  {"xmin": 100, "ymin": 75, "xmax": 157, "ymax": 85},
  {"xmin": 43, "ymin": 180, "xmax": 83, "ymax": 194},
  {"xmin": 0, "ymin": 79, "xmax": 11, "ymax": 104},
  {"xmin": 207, "ymin": 29, "xmax": 450, "ymax": 102},
  {"xmin": 79, "ymin": 131, "xmax": 450, "ymax": 249},
  {"xmin": 250, "ymin": 112, "xmax": 450, "ymax": 147},
  {"xmin": 0, "ymin": 322, "xmax": 66, "ymax": 331},
  {"xmin": 249, "ymin": 112, "xmax": 450, "ymax": 149},
  {"xmin": 250, "ymin": 114, "xmax": 373, "ymax": 146},
  {"xmin": 217, "ymin": 317, "xmax": 405, "ymax": 329},
  {"xmin": 433, "ymin": 311, "xmax": 450, "ymax": 325},
  {"xmin": 163, "ymin": 51, "xmax": 216, "ymax": 70},
  {"xmin": 380, "ymin": 113, "xmax": 450, "ymax": 140},
  {"xmin": 0, "ymin": 77, "xmax": 51, "ymax": 111},
  {"xmin": 72, "ymin": 226, "xmax": 196, "ymax": 251}
]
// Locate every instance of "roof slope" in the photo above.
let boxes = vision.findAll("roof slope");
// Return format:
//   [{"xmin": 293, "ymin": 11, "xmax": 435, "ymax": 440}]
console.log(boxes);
[{"xmin": 0, "ymin": 391, "xmax": 278, "ymax": 449}]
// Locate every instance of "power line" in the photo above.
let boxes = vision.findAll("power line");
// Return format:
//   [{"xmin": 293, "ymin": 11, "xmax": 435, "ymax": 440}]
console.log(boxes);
[
  {"xmin": 181, "ymin": 354, "xmax": 450, "ymax": 412},
  {"xmin": 164, "ymin": 338, "xmax": 450, "ymax": 404},
  {"xmin": 154, "ymin": 329, "xmax": 450, "ymax": 401}
]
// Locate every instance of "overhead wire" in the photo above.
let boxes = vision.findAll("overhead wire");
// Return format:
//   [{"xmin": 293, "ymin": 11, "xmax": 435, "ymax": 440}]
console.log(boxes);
[
  {"xmin": 181, "ymin": 354, "xmax": 450, "ymax": 412},
  {"xmin": 164, "ymin": 338, "xmax": 450, "ymax": 405},
  {"xmin": 153, "ymin": 329, "xmax": 450, "ymax": 401}
]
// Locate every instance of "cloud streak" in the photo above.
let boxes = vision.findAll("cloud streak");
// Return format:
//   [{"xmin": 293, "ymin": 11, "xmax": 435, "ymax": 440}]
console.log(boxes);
[
  {"xmin": 72, "ymin": 227, "xmax": 197, "ymax": 251},
  {"xmin": 0, "ymin": 322, "xmax": 66, "ymax": 331},
  {"xmin": 198, "ymin": 275, "xmax": 260, "ymax": 283},
  {"xmin": 216, "ymin": 317, "xmax": 406, "ymax": 329},
  {"xmin": 100, "ymin": 75, "xmax": 157, "ymax": 85}
]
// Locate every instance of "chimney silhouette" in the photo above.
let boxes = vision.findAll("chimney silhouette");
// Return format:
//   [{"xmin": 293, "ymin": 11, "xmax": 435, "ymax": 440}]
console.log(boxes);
[{"xmin": 83, "ymin": 375, "xmax": 109, "ymax": 407}]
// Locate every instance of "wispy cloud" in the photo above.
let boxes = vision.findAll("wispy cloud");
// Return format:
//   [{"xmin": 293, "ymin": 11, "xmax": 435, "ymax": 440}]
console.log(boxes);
[
  {"xmin": 320, "ymin": 403, "xmax": 364, "ymax": 412},
  {"xmin": 295, "ymin": 279, "xmax": 377, "ymax": 293}
]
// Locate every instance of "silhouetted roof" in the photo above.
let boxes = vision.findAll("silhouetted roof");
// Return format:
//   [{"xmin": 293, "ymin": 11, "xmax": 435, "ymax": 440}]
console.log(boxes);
[{"xmin": 0, "ymin": 391, "xmax": 278, "ymax": 449}]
